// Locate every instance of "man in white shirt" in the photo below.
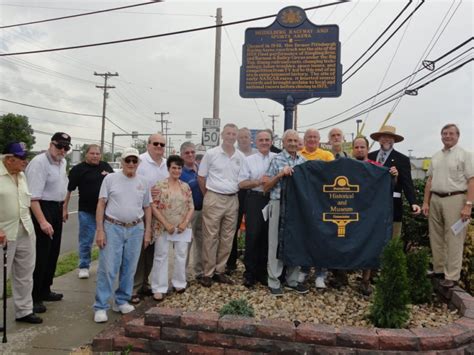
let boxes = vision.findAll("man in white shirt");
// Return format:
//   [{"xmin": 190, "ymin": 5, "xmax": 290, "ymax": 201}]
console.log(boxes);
[
  {"xmin": 422, "ymin": 124, "xmax": 473, "ymax": 288},
  {"xmin": 238, "ymin": 130, "xmax": 276, "ymax": 287},
  {"xmin": 133, "ymin": 133, "xmax": 169, "ymax": 302},
  {"xmin": 198, "ymin": 123, "xmax": 245, "ymax": 287}
]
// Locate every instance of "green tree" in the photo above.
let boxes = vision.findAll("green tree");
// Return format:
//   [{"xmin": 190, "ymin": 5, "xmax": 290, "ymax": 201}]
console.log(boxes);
[
  {"xmin": 369, "ymin": 237, "xmax": 410, "ymax": 328},
  {"xmin": 0, "ymin": 113, "xmax": 36, "ymax": 150},
  {"xmin": 132, "ymin": 139, "xmax": 147, "ymax": 154},
  {"xmin": 406, "ymin": 248, "xmax": 433, "ymax": 304}
]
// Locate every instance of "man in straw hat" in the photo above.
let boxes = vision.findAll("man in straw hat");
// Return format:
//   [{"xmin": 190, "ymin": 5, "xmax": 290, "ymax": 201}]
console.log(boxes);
[{"xmin": 368, "ymin": 125, "xmax": 421, "ymax": 238}]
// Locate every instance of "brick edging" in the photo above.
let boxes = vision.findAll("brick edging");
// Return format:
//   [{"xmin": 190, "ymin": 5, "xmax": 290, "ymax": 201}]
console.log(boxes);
[{"xmin": 93, "ymin": 283, "xmax": 474, "ymax": 353}]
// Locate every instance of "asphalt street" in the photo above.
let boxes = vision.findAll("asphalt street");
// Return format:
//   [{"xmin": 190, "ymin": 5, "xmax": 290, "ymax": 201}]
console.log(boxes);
[{"xmin": 60, "ymin": 193, "xmax": 79, "ymax": 256}]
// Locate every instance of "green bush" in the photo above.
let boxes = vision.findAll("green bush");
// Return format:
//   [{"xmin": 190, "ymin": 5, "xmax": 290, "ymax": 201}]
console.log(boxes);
[
  {"xmin": 406, "ymin": 248, "xmax": 433, "ymax": 304},
  {"xmin": 219, "ymin": 298, "xmax": 255, "ymax": 318},
  {"xmin": 401, "ymin": 178, "xmax": 429, "ymax": 251},
  {"xmin": 369, "ymin": 238, "xmax": 410, "ymax": 328}
]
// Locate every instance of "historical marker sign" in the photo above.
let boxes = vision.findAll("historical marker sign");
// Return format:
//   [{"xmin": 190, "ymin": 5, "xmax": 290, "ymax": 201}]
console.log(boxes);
[
  {"xmin": 202, "ymin": 118, "xmax": 220, "ymax": 147},
  {"xmin": 240, "ymin": 6, "xmax": 342, "ymax": 129}
]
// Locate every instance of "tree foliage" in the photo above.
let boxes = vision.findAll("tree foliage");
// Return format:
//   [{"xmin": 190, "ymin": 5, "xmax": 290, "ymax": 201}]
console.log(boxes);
[
  {"xmin": 0, "ymin": 113, "xmax": 36, "ymax": 150},
  {"xmin": 369, "ymin": 237, "xmax": 410, "ymax": 328},
  {"xmin": 406, "ymin": 248, "xmax": 433, "ymax": 304}
]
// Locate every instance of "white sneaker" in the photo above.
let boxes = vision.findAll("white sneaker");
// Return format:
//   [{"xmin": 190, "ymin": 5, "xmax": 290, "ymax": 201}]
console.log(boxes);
[
  {"xmin": 298, "ymin": 272, "xmax": 308, "ymax": 284},
  {"xmin": 315, "ymin": 276, "xmax": 327, "ymax": 289},
  {"xmin": 78, "ymin": 268, "xmax": 89, "ymax": 279},
  {"xmin": 94, "ymin": 310, "xmax": 108, "ymax": 323},
  {"xmin": 112, "ymin": 302, "xmax": 135, "ymax": 314}
]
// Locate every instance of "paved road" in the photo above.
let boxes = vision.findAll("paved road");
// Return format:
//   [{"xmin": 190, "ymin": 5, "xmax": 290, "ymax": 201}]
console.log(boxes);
[{"xmin": 60, "ymin": 193, "xmax": 79, "ymax": 256}]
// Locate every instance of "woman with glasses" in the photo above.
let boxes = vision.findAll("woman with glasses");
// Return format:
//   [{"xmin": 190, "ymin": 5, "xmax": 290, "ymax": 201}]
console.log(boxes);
[{"xmin": 150, "ymin": 155, "xmax": 194, "ymax": 301}]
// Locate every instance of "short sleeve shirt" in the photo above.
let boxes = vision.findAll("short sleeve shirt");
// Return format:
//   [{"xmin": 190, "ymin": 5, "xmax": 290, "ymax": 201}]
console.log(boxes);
[
  {"xmin": 180, "ymin": 164, "xmax": 203, "ymax": 210},
  {"xmin": 300, "ymin": 147, "xmax": 334, "ymax": 161},
  {"xmin": 198, "ymin": 146, "xmax": 245, "ymax": 194},
  {"xmin": 68, "ymin": 161, "xmax": 113, "ymax": 214},
  {"xmin": 99, "ymin": 172, "xmax": 150, "ymax": 223},
  {"xmin": 238, "ymin": 151, "xmax": 276, "ymax": 192},
  {"xmin": 137, "ymin": 151, "xmax": 169, "ymax": 189},
  {"xmin": 428, "ymin": 145, "xmax": 474, "ymax": 193},
  {"xmin": 265, "ymin": 150, "xmax": 306, "ymax": 200},
  {"xmin": 25, "ymin": 152, "xmax": 68, "ymax": 202}
]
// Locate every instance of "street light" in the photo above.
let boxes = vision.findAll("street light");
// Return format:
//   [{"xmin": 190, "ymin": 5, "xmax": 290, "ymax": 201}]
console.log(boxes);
[{"xmin": 356, "ymin": 119, "xmax": 362, "ymax": 136}]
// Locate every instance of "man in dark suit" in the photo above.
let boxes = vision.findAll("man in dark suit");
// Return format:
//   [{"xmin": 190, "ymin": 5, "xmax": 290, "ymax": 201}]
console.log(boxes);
[{"xmin": 369, "ymin": 126, "xmax": 421, "ymax": 238}]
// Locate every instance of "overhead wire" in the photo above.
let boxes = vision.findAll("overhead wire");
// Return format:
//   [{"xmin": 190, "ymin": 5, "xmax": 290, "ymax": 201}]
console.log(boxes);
[
  {"xmin": 0, "ymin": 1, "xmax": 350, "ymax": 57},
  {"xmin": 0, "ymin": 1, "xmax": 162, "ymax": 29}
]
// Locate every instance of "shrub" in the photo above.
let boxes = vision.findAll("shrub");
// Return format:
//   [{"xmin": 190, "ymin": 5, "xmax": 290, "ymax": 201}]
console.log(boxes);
[
  {"xmin": 369, "ymin": 238, "xmax": 410, "ymax": 328},
  {"xmin": 219, "ymin": 298, "xmax": 255, "ymax": 318},
  {"xmin": 406, "ymin": 248, "xmax": 433, "ymax": 304},
  {"xmin": 401, "ymin": 178, "xmax": 429, "ymax": 251}
]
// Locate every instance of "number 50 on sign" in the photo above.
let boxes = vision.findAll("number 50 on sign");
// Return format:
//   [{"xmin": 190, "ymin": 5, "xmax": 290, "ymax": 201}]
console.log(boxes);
[{"xmin": 202, "ymin": 127, "xmax": 220, "ymax": 147}]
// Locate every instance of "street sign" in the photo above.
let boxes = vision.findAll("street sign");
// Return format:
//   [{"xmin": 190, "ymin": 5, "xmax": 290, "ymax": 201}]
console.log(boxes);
[{"xmin": 202, "ymin": 118, "xmax": 220, "ymax": 147}]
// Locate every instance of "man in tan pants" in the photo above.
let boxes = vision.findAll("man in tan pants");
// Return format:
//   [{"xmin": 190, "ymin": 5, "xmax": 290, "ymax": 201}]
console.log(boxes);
[
  {"xmin": 198, "ymin": 124, "xmax": 245, "ymax": 287},
  {"xmin": 422, "ymin": 123, "xmax": 473, "ymax": 288}
]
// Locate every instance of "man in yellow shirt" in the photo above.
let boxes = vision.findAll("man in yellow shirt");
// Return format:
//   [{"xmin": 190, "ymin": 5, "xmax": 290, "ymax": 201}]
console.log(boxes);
[
  {"xmin": 0, "ymin": 142, "xmax": 42, "ymax": 324},
  {"xmin": 299, "ymin": 128, "xmax": 334, "ymax": 289}
]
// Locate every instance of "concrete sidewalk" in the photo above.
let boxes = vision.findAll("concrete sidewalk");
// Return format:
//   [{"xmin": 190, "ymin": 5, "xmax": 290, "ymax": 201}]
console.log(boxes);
[{"xmin": 0, "ymin": 261, "xmax": 119, "ymax": 354}]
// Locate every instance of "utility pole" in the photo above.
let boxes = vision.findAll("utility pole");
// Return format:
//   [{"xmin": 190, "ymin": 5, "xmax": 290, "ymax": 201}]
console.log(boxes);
[
  {"xmin": 213, "ymin": 8, "xmax": 222, "ymax": 120},
  {"xmin": 356, "ymin": 119, "xmax": 362, "ymax": 136},
  {"xmin": 268, "ymin": 114, "xmax": 279, "ymax": 133},
  {"xmin": 95, "ymin": 71, "xmax": 119, "ymax": 153},
  {"xmin": 164, "ymin": 119, "xmax": 171, "ymax": 156},
  {"xmin": 154, "ymin": 112, "xmax": 169, "ymax": 133}
]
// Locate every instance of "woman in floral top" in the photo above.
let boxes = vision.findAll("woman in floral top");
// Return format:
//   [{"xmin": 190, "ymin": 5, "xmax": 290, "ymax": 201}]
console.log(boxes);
[{"xmin": 150, "ymin": 155, "xmax": 194, "ymax": 301}]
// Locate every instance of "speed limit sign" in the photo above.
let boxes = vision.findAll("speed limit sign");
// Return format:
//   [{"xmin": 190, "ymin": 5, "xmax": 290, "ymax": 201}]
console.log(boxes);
[{"xmin": 202, "ymin": 127, "xmax": 220, "ymax": 147}]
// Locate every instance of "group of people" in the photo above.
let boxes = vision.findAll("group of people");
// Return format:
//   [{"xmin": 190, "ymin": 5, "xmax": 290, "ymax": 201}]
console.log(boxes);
[{"xmin": 0, "ymin": 122, "xmax": 471, "ymax": 325}]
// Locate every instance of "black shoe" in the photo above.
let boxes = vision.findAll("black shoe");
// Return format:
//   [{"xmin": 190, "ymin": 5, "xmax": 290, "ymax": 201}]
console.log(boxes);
[
  {"xmin": 42, "ymin": 291, "xmax": 63, "ymax": 302},
  {"xmin": 225, "ymin": 266, "xmax": 237, "ymax": 276},
  {"xmin": 269, "ymin": 287, "xmax": 284, "ymax": 297},
  {"xmin": 243, "ymin": 278, "xmax": 255, "ymax": 288},
  {"xmin": 16, "ymin": 313, "xmax": 43, "ymax": 324},
  {"xmin": 284, "ymin": 283, "xmax": 309, "ymax": 294},
  {"xmin": 199, "ymin": 276, "xmax": 212, "ymax": 288},
  {"xmin": 213, "ymin": 273, "xmax": 234, "ymax": 285},
  {"xmin": 33, "ymin": 301, "xmax": 47, "ymax": 314}
]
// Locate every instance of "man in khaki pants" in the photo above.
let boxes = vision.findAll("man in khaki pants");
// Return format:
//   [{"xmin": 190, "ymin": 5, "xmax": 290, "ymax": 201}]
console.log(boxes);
[
  {"xmin": 198, "ymin": 123, "xmax": 245, "ymax": 287},
  {"xmin": 422, "ymin": 124, "xmax": 473, "ymax": 288}
]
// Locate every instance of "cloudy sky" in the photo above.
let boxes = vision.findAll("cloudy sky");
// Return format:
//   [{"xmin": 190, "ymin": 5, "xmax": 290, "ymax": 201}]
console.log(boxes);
[{"xmin": 0, "ymin": 0, "xmax": 472, "ymax": 157}]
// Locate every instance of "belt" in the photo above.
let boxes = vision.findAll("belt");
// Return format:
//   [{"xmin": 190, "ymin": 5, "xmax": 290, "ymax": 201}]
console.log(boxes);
[
  {"xmin": 248, "ymin": 190, "xmax": 269, "ymax": 197},
  {"xmin": 105, "ymin": 215, "xmax": 143, "ymax": 227},
  {"xmin": 432, "ymin": 190, "xmax": 466, "ymax": 198},
  {"xmin": 212, "ymin": 191, "xmax": 237, "ymax": 197}
]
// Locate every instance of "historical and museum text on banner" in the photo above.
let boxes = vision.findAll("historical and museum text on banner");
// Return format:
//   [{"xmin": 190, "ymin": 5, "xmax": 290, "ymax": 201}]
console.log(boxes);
[{"xmin": 279, "ymin": 158, "xmax": 393, "ymax": 269}]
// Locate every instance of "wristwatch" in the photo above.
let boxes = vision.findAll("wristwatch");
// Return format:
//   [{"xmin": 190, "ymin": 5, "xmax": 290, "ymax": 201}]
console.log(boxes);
[{"xmin": 466, "ymin": 201, "xmax": 473, "ymax": 206}]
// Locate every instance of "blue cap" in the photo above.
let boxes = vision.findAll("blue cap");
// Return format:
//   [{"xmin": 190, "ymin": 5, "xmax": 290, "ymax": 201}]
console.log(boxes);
[{"xmin": 2, "ymin": 142, "xmax": 27, "ymax": 158}]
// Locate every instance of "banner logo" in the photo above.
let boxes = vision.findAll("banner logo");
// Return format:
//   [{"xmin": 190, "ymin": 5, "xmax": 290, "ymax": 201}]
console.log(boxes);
[{"xmin": 322, "ymin": 176, "xmax": 359, "ymax": 237}]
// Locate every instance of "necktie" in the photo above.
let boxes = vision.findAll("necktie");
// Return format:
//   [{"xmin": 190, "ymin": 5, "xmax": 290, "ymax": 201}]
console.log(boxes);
[{"xmin": 379, "ymin": 152, "xmax": 386, "ymax": 164}]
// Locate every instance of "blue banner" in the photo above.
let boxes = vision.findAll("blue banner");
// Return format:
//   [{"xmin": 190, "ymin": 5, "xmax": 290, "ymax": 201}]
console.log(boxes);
[{"xmin": 279, "ymin": 158, "xmax": 393, "ymax": 269}]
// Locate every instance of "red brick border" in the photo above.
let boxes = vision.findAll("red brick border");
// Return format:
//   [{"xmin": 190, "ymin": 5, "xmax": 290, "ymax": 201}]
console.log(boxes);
[{"xmin": 93, "ymin": 280, "xmax": 474, "ymax": 353}]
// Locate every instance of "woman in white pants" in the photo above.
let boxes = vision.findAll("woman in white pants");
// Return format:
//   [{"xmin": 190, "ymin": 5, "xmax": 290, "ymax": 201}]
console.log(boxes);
[{"xmin": 150, "ymin": 155, "xmax": 194, "ymax": 301}]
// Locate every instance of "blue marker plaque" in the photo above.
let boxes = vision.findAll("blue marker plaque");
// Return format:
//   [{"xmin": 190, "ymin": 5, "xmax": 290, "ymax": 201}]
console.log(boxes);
[{"xmin": 240, "ymin": 6, "xmax": 342, "ymax": 130}]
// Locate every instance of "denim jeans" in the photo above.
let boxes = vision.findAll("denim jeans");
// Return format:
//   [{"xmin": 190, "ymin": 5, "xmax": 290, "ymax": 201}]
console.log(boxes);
[
  {"xmin": 94, "ymin": 221, "xmax": 144, "ymax": 310},
  {"xmin": 78, "ymin": 211, "xmax": 96, "ymax": 269}
]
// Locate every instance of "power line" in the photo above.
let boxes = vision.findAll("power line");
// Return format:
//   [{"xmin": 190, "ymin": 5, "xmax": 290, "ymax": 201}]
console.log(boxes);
[
  {"xmin": 0, "ymin": 98, "xmax": 101, "ymax": 117},
  {"xmin": 0, "ymin": 1, "xmax": 162, "ymax": 29},
  {"xmin": 0, "ymin": 1, "xmax": 349, "ymax": 57}
]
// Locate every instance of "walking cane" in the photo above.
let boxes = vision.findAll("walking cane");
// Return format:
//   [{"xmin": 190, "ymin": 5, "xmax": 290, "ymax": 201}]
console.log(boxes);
[{"xmin": 0, "ymin": 244, "xmax": 7, "ymax": 343}]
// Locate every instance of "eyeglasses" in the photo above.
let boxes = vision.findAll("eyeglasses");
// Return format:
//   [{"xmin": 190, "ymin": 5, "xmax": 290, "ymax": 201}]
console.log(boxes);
[
  {"xmin": 124, "ymin": 157, "xmax": 139, "ymax": 164},
  {"xmin": 184, "ymin": 151, "xmax": 195, "ymax": 155},
  {"xmin": 52, "ymin": 142, "xmax": 71, "ymax": 151},
  {"xmin": 152, "ymin": 142, "xmax": 166, "ymax": 147}
]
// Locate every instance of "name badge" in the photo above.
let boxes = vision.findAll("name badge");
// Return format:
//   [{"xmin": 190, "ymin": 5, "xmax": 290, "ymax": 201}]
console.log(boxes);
[{"xmin": 393, "ymin": 192, "xmax": 401, "ymax": 198}]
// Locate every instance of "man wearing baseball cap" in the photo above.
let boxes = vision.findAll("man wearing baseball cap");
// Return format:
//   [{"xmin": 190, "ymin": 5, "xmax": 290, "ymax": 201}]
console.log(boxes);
[
  {"xmin": 368, "ymin": 126, "xmax": 421, "ymax": 238},
  {"xmin": 93, "ymin": 147, "xmax": 152, "ymax": 323},
  {"xmin": 0, "ymin": 142, "xmax": 42, "ymax": 323},
  {"xmin": 25, "ymin": 132, "xmax": 71, "ymax": 314}
]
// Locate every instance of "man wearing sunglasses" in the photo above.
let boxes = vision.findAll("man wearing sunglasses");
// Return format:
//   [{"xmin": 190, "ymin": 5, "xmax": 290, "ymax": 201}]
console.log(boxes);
[
  {"xmin": 0, "ymin": 142, "xmax": 43, "ymax": 324},
  {"xmin": 93, "ymin": 147, "xmax": 152, "ymax": 323},
  {"xmin": 132, "ymin": 133, "xmax": 169, "ymax": 303},
  {"xmin": 25, "ymin": 132, "xmax": 71, "ymax": 314}
]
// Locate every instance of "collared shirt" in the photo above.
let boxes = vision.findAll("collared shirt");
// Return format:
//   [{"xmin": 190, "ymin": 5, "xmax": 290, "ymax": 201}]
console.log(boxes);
[
  {"xmin": 180, "ymin": 164, "xmax": 203, "ymax": 210},
  {"xmin": 198, "ymin": 145, "xmax": 245, "ymax": 194},
  {"xmin": 25, "ymin": 151, "xmax": 68, "ymax": 201},
  {"xmin": 99, "ymin": 172, "xmax": 151, "ymax": 223},
  {"xmin": 428, "ymin": 145, "xmax": 474, "ymax": 193},
  {"xmin": 376, "ymin": 148, "xmax": 394, "ymax": 165},
  {"xmin": 0, "ymin": 160, "xmax": 34, "ymax": 240},
  {"xmin": 300, "ymin": 147, "xmax": 334, "ymax": 161},
  {"xmin": 137, "ymin": 151, "xmax": 169, "ymax": 189},
  {"xmin": 265, "ymin": 150, "xmax": 306, "ymax": 200},
  {"xmin": 332, "ymin": 150, "xmax": 348, "ymax": 159},
  {"xmin": 238, "ymin": 151, "xmax": 276, "ymax": 192}
]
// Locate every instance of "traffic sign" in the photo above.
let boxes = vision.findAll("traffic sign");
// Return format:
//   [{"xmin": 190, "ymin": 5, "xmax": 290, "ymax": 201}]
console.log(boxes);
[{"xmin": 202, "ymin": 118, "xmax": 220, "ymax": 147}]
